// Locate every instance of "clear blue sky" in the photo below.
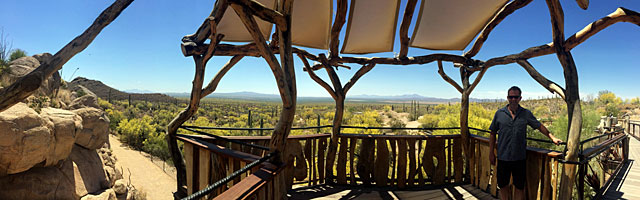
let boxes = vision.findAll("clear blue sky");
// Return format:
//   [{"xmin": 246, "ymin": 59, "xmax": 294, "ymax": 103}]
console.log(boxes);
[{"xmin": 1, "ymin": 0, "xmax": 639, "ymax": 100}]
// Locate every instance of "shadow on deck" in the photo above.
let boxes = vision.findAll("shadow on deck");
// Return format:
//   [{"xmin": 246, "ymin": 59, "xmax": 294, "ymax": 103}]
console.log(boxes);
[
  {"xmin": 602, "ymin": 159, "xmax": 635, "ymax": 199},
  {"xmin": 289, "ymin": 184, "xmax": 498, "ymax": 200}
]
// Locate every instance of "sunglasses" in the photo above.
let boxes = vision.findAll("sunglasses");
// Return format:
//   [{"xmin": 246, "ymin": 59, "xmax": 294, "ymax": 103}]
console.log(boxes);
[{"xmin": 507, "ymin": 95, "xmax": 521, "ymax": 99}]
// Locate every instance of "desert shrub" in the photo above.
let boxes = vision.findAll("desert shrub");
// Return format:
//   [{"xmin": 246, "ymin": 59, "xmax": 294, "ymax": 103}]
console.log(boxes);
[
  {"xmin": 98, "ymin": 98, "xmax": 112, "ymax": 110},
  {"xmin": 143, "ymin": 131, "xmax": 170, "ymax": 162},
  {"xmin": 595, "ymin": 90, "xmax": 622, "ymax": 117},
  {"xmin": 418, "ymin": 114, "xmax": 439, "ymax": 128},
  {"xmin": 106, "ymin": 108, "xmax": 125, "ymax": 130},
  {"xmin": 76, "ymin": 89, "xmax": 86, "ymax": 97},
  {"xmin": 9, "ymin": 49, "xmax": 26, "ymax": 62},
  {"xmin": 117, "ymin": 115, "xmax": 156, "ymax": 150}
]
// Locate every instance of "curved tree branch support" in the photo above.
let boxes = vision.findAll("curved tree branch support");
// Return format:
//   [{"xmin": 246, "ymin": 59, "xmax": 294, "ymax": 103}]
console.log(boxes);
[
  {"xmin": 167, "ymin": 1, "xmax": 230, "ymax": 196},
  {"xmin": 545, "ymin": 0, "xmax": 583, "ymax": 199},
  {"xmin": 437, "ymin": 60, "xmax": 488, "ymax": 183},
  {"xmin": 0, "ymin": 0, "xmax": 134, "ymax": 112},
  {"xmin": 300, "ymin": 52, "xmax": 376, "ymax": 183}
]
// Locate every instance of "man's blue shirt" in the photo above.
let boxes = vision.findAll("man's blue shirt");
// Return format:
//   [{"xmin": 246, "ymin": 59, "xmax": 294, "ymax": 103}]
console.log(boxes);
[{"xmin": 489, "ymin": 105, "xmax": 542, "ymax": 161}]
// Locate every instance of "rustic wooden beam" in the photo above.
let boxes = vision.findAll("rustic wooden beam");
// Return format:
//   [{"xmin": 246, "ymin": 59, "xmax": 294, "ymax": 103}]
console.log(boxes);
[
  {"xmin": 516, "ymin": 60, "xmax": 566, "ymax": 99},
  {"xmin": 464, "ymin": 0, "xmax": 533, "ymax": 58},
  {"xmin": 343, "ymin": 63, "xmax": 375, "ymax": 94},
  {"xmin": 200, "ymin": 55, "xmax": 244, "ymax": 98},
  {"xmin": 437, "ymin": 60, "xmax": 463, "ymax": 94},
  {"xmin": 299, "ymin": 55, "xmax": 337, "ymax": 101},
  {"xmin": 0, "ymin": 0, "xmax": 133, "ymax": 112},
  {"xmin": 231, "ymin": 3, "xmax": 292, "ymax": 106},
  {"xmin": 465, "ymin": 66, "xmax": 487, "ymax": 96},
  {"xmin": 399, "ymin": 0, "xmax": 418, "ymax": 58},
  {"xmin": 479, "ymin": 7, "xmax": 640, "ymax": 71},
  {"xmin": 187, "ymin": 42, "xmax": 476, "ymax": 67},
  {"xmin": 576, "ymin": 0, "xmax": 589, "ymax": 10},
  {"xmin": 228, "ymin": 0, "xmax": 287, "ymax": 30},
  {"xmin": 545, "ymin": 0, "xmax": 582, "ymax": 199},
  {"xmin": 329, "ymin": 0, "xmax": 348, "ymax": 59},
  {"xmin": 565, "ymin": 7, "xmax": 640, "ymax": 50},
  {"xmin": 167, "ymin": 55, "xmax": 207, "ymax": 196},
  {"xmin": 270, "ymin": 3, "xmax": 295, "ymax": 196},
  {"xmin": 182, "ymin": 0, "xmax": 228, "ymax": 45},
  {"xmin": 203, "ymin": 33, "xmax": 225, "ymax": 65},
  {"xmin": 319, "ymin": 54, "xmax": 344, "ymax": 97}
]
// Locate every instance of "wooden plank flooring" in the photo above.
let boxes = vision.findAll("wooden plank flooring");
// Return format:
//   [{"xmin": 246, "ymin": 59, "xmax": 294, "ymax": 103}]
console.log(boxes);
[
  {"xmin": 603, "ymin": 136, "xmax": 640, "ymax": 200},
  {"xmin": 289, "ymin": 184, "xmax": 498, "ymax": 200}
]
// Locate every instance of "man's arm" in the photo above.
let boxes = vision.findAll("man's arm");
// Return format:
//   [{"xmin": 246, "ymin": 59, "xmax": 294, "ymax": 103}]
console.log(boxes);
[
  {"xmin": 539, "ymin": 124, "xmax": 563, "ymax": 145},
  {"xmin": 489, "ymin": 130, "xmax": 497, "ymax": 165}
]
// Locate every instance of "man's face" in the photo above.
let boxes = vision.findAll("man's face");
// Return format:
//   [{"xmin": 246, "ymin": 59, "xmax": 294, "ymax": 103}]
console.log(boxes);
[{"xmin": 507, "ymin": 90, "xmax": 521, "ymax": 106}]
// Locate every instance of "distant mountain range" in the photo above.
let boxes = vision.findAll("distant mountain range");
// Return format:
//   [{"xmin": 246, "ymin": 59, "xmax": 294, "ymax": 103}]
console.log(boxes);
[
  {"xmin": 71, "ymin": 77, "xmax": 498, "ymax": 103},
  {"xmin": 166, "ymin": 91, "xmax": 498, "ymax": 103}
]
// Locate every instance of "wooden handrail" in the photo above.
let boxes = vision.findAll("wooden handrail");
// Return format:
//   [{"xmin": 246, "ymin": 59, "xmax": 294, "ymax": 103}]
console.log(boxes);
[
  {"xmin": 339, "ymin": 133, "xmax": 460, "ymax": 139},
  {"xmin": 176, "ymin": 134, "xmax": 277, "ymax": 168},
  {"xmin": 213, "ymin": 164, "xmax": 284, "ymax": 200}
]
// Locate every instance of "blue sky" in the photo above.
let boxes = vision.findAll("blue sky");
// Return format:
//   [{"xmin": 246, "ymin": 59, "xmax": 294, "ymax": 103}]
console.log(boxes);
[{"xmin": 1, "ymin": 0, "xmax": 639, "ymax": 100}]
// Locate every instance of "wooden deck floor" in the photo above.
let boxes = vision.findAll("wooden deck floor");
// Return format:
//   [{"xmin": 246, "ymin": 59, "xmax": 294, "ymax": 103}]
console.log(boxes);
[
  {"xmin": 288, "ymin": 184, "xmax": 497, "ymax": 200},
  {"xmin": 603, "ymin": 136, "xmax": 640, "ymax": 200}
]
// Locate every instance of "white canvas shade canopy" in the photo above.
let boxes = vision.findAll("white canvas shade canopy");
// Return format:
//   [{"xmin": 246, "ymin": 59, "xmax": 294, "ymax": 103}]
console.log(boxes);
[{"xmin": 215, "ymin": 0, "xmax": 509, "ymax": 53}]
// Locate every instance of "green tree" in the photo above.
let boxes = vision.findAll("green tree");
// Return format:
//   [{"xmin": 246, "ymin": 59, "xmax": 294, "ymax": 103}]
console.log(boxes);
[
  {"xmin": 595, "ymin": 91, "xmax": 622, "ymax": 116},
  {"xmin": 9, "ymin": 49, "xmax": 26, "ymax": 61}
]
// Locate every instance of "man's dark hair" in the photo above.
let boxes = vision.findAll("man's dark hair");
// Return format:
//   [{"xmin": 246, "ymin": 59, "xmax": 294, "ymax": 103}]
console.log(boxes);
[{"xmin": 508, "ymin": 86, "xmax": 521, "ymax": 95}]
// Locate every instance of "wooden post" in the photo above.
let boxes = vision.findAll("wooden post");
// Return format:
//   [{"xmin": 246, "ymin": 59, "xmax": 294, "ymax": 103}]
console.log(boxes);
[{"xmin": 260, "ymin": 118, "xmax": 264, "ymax": 136}]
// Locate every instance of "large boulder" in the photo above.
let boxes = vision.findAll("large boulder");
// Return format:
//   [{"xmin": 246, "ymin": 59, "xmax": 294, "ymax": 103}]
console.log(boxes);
[
  {"xmin": 0, "ymin": 103, "xmax": 55, "ymax": 176},
  {"xmin": 0, "ymin": 55, "xmax": 60, "ymax": 96},
  {"xmin": 40, "ymin": 107, "xmax": 83, "ymax": 165},
  {"xmin": 73, "ymin": 107, "xmax": 110, "ymax": 149},
  {"xmin": 69, "ymin": 84, "xmax": 100, "ymax": 109},
  {"xmin": 0, "ymin": 103, "xmax": 85, "ymax": 176},
  {"xmin": 80, "ymin": 189, "xmax": 116, "ymax": 200},
  {"xmin": 70, "ymin": 94, "xmax": 101, "ymax": 109},
  {"xmin": 68, "ymin": 145, "xmax": 110, "ymax": 197},
  {"xmin": 0, "ymin": 159, "xmax": 78, "ymax": 200}
]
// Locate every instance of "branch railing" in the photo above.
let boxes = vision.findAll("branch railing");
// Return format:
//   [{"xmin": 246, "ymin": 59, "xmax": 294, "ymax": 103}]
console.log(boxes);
[
  {"xmin": 177, "ymin": 124, "xmax": 630, "ymax": 199},
  {"xmin": 577, "ymin": 129, "xmax": 628, "ymax": 200}
]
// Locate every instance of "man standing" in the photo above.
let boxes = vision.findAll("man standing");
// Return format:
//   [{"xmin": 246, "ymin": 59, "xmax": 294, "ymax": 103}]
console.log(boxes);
[{"xmin": 489, "ymin": 86, "xmax": 562, "ymax": 200}]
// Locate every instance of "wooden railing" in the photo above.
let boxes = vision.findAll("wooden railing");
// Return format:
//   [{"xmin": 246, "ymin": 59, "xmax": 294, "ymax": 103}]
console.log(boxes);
[
  {"xmin": 177, "ymin": 134, "xmax": 286, "ymax": 199},
  {"xmin": 469, "ymin": 134, "xmax": 563, "ymax": 199},
  {"xmin": 177, "ymin": 125, "xmax": 631, "ymax": 199},
  {"xmin": 626, "ymin": 120, "xmax": 640, "ymax": 139}
]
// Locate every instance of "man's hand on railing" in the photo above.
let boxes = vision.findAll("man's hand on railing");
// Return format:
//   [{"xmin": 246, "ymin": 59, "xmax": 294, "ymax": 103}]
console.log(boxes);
[{"xmin": 550, "ymin": 135, "xmax": 563, "ymax": 145}]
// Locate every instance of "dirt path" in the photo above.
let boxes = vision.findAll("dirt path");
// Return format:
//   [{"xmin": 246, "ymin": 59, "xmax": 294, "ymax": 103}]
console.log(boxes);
[
  {"xmin": 380, "ymin": 110, "xmax": 422, "ymax": 128},
  {"xmin": 110, "ymin": 134, "xmax": 176, "ymax": 200}
]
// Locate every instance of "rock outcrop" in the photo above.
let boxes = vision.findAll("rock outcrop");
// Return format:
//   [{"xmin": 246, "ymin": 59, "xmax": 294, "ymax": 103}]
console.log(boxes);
[
  {"xmin": 0, "ymin": 55, "xmax": 60, "ymax": 96},
  {"xmin": 0, "ymin": 103, "xmax": 56, "ymax": 175},
  {"xmin": 74, "ymin": 107, "xmax": 110, "ymax": 149},
  {"xmin": 0, "ymin": 83, "xmax": 140, "ymax": 199}
]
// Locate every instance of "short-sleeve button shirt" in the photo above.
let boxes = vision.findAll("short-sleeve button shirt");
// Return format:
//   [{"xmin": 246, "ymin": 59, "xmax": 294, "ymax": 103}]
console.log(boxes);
[{"xmin": 489, "ymin": 105, "xmax": 541, "ymax": 161}]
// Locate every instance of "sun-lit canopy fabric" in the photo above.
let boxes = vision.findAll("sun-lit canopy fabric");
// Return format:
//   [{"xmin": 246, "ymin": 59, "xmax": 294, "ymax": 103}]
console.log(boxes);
[
  {"xmin": 213, "ymin": 0, "xmax": 509, "ymax": 54},
  {"xmin": 410, "ymin": 0, "xmax": 508, "ymax": 50},
  {"xmin": 291, "ymin": 0, "xmax": 332, "ymax": 49},
  {"xmin": 341, "ymin": 0, "xmax": 401, "ymax": 54},
  {"xmin": 217, "ymin": 0, "xmax": 275, "ymax": 42}
]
